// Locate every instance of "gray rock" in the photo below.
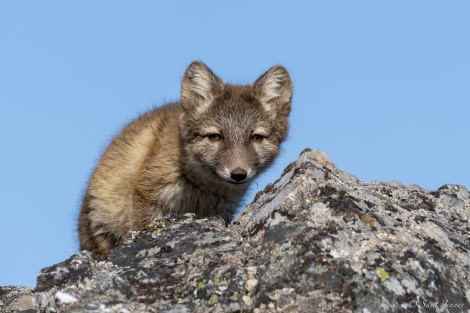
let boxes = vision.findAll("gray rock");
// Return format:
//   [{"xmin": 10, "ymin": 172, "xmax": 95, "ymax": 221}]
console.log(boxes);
[
  {"xmin": 2, "ymin": 149, "xmax": 469, "ymax": 312},
  {"xmin": 0, "ymin": 286, "xmax": 35, "ymax": 312}
]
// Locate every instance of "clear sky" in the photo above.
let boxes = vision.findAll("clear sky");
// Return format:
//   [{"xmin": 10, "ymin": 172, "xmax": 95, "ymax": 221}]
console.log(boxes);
[{"xmin": 1, "ymin": 2, "xmax": 469, "ymax": 287}]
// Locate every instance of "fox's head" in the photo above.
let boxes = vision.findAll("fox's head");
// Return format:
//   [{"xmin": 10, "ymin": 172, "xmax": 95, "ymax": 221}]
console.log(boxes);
[{"xmin": 179, "ymin": 61, "xmax": 292, "ymax": 189}]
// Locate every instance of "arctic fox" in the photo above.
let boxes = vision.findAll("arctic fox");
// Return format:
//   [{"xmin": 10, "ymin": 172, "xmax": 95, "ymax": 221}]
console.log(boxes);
[{"xmin": 78, "ymin": 61, "xmax": 292, "ymax": 257}]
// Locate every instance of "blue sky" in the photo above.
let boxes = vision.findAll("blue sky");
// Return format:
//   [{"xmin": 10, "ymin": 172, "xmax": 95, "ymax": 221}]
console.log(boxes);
[{"xmin": 1, "ymin": 2, "xmax": 469, "ymax": 287}]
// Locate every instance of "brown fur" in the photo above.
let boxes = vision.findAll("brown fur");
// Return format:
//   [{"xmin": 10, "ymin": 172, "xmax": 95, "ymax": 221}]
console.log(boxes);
[{"xmin": 78, "ymin": 61, "xmax": 293, "ymax": 257}]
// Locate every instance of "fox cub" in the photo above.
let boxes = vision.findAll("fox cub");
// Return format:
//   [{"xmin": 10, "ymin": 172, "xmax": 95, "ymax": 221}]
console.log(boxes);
[{"xmin": 78, "ymin": 61, "xmax": 292, "ymax": 257}]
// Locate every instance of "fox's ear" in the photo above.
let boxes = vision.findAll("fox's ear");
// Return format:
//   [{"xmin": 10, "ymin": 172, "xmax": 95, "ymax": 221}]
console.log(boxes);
[
  {"xmin": 253, "ymin": 65, "xmax": 292, "ymax": 116},
  {"xmin": 181, "ymin": 61, "xmax": 224, "ymax": 113}
]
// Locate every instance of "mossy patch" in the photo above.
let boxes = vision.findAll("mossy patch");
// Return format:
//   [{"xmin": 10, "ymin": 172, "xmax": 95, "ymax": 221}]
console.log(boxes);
[
  {"xmin": 197, "ymin": 278, "xmax": 208, "ymax": 290},
  {"xmin": 209, "ymin": 294, "xmax": 218, "ymax": 304},
  {"xmin": 147, "ymin": 221, "xmax": 157, "ymax": 228},
  {"xmin": 376, "ymin": 267, "xmax": 389, "ymax": 281}
]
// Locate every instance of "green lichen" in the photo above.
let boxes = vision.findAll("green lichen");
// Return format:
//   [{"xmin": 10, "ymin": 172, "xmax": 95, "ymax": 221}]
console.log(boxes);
[
  {"xmin": 184, "ymin": 212, "xmax": 196, "ymax": 218},
  {"xmin": 214, "ymin": 277, "xmax": 221, "ymax": 286},
  {"xmin": 380, "ymin": 296, "xmax": 389, "ymax": 310},
  {"xmin": 147, "ymin": 221, "xmax": 157, "ymax": 228},
  {"xmin": 197, "ymin": 278, "xmax": 208, "ymax": 290},
  {"xmin": 381, "ymin": 229, "xmax": 391, "ymax": 237},
  {"xmin": 294, "ymin": 273, "xmax": 316, "ymax": 290},
  {"xmin": 209, "ymin": 293, "xmax": 218, "ymax": 304},
  {"xmin": 152, "ymin": 222, "xmax": 166, "ymax": 234},
  {"xmin": 376, "ymin": 267, "xmax": 390, "ymax": 281}
]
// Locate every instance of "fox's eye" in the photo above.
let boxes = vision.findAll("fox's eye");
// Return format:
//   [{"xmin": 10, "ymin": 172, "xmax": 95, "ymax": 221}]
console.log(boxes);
[
  {"xmin": 252, "ymin": 134, "xmax": 264, "ymax": 141},
  {"xmin": 207, "ymin": 133, "xmax": 222, "ymax": 142}
]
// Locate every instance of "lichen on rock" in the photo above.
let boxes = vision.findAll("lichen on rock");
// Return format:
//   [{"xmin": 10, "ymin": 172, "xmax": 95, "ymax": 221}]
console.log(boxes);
[{"xmin": 2, "ymin": 149, "xmax": 469, "ymax": 313}]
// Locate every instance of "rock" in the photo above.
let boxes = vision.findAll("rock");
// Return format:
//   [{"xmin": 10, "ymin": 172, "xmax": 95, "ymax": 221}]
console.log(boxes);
[
  {"xmin": 54, "ymin": 291, "xmax": 77, "ymax": 305},
  {"xmin": 0, "ymin": 286, "xmax": 35, "ymax": 312},
  {"xmin": 2, "ymin": 149, "xmax": 470, "ymax": 312}
]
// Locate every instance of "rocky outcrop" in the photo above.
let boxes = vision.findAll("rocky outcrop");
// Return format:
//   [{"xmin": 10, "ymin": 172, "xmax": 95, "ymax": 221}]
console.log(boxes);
[
  {"xmin": 0, "ymin": 286, "xmax": 35, "ymax": 312},
  {"xmin": 2, "ymin": 149, "xmax": 469, "ymax": 312}
]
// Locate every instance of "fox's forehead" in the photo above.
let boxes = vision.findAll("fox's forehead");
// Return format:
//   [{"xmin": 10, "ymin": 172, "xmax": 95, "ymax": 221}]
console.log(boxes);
[
  {"xmin": 220, "ymin": 84, "xmax": 257, "ymax": 101},
  {"xmin": 212, "ymin": 85, "xmax": 265, "ymax": 113},
  {"xmin": 195, "ymin": 102, "xmax": 270, "ymax": 136},
  {"xmin": 213, "ymin": 96, "xmax": 268, "ymax": 122},
  {"xmin": 190, "ymin": 85, "xmax": 275, "ymax": 136}
]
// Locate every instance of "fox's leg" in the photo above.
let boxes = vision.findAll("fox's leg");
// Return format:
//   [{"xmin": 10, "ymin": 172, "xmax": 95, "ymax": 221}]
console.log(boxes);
[{"xmin": 78, "ymin": 194, "xmax": 121, "ymax": 258}]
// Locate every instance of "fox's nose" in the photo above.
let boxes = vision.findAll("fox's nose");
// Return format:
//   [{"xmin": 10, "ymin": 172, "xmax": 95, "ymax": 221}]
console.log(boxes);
[{"xmin": 230, "ymin": 168, "xmax": 247, "ymax": 182}]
